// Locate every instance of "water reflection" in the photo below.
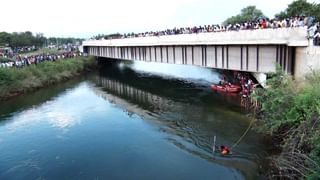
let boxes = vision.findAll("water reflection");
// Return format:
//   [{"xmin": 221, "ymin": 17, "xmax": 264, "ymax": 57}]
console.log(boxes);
[
  {"xmin": 8, "ymin": 103, "xmax": 79, "ymax": 133},
  {"xmin": 1, "ymin": 83, "xmax": 106, "ymax": 133}
]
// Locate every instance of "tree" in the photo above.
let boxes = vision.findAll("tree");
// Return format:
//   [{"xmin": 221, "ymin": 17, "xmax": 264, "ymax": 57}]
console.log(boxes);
[
  {"xmin": 47, "ymin": 37, "xmax": 83, "ymax": 46},
  {"xmin": 275, "ymin": 11, "xmax": 288, "ymax": 20},
  {"xmin": 223, "ymin": 6, "xmax": 266, "ymax": 25},
  {"xmin": 0, "ymin": 31, "xmax": 82, "ymax": 50},
  {"xmin": 286, "ymin": 0, "xmax": 313, "ymax": 17},
  {"xmin": 275, "ymin": 0, "xmax": 320, "ymax": 21},
  {"xmin": 10, "ymin": 32, "xmax": 20, "ymax": 48},
  {"xmin": 35, "ymin": 33, "xmax": 46, "ymax": 48},
  {"xmin": 310, "ymin": 3, "xmax": 320, "ymax": 21},
  {"xmin": 0, "ymin": 32, "xmax": 11, "ymax": 47}
]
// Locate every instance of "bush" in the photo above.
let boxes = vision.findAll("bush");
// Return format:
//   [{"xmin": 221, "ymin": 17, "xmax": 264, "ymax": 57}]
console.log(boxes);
[{"xmin": 255, "ymin": 67, "xmax": 320, "ymax": 179}]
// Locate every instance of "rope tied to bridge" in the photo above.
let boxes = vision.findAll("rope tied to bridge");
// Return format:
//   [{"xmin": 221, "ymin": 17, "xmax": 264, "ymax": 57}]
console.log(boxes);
[
  {"xmin": 230, "ymin": 110, "xmax": 256, "ymax": 151},
  {"xmin": 213, "ymin": 109, "xmax": 257, "ymax": 156}
]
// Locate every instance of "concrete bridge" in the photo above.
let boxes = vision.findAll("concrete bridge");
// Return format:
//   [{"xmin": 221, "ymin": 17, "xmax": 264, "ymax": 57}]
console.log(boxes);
[{"xmin": 83, "ymin": 27, "xmax": 320, "ymax": 84}]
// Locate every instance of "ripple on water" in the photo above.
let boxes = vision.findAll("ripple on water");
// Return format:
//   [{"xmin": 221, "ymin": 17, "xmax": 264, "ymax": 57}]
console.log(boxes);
[{"xmin": 3, "ymin": 159, "xmax": 41, "ymax": 177}]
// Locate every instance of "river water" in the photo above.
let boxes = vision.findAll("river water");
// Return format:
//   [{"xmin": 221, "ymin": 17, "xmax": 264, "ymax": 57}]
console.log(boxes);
[{"xmin": 0, "ymin": 61, "xmax": 267, "ymax": 179}]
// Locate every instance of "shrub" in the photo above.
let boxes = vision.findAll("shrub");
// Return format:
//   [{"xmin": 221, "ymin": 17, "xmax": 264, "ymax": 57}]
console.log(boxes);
[{"xmin": 255, "ymin": 67, "xmax": 320, "ymax": 179}]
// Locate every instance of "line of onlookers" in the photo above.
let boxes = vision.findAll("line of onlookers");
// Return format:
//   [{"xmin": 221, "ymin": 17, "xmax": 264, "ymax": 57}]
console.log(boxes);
[
  {"xmin": 0, "ymin": 52, "xmax": 81, "ymax": 68},
  {"xmin": 97, "ymin": 16, "xmax": 320, "ymax": 46}
]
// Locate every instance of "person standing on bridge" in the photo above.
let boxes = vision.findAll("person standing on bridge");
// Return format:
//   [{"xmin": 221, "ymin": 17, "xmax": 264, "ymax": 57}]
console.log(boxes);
[{"xmin": 314, "ymin": 27, "xmax": 320, "ymax": 46}]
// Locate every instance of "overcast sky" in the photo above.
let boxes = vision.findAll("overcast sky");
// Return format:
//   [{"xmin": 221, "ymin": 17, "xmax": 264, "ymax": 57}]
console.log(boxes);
[{"xmin": 0, "ymin": 0, "xmax": 317, "ymax": 38}]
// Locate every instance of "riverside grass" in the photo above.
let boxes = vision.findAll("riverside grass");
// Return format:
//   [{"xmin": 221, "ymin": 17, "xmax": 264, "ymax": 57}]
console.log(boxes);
[{"xmin": 0, "ymin": 56, "xmax": 96, "ymax": 100}]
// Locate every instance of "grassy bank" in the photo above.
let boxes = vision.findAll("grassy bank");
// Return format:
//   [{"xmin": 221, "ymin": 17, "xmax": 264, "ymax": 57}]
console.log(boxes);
[
  {"xmin": 0, "ymin": 56, "xmax": 96, "ymax": 100},
  {"xmin": 254, "ymin": 68, "xmax": 320, "ymax": 179}
]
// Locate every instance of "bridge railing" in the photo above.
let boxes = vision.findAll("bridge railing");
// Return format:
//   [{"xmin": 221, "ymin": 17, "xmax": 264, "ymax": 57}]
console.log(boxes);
[{"xmin": 84, "ymin": 27, "xmax": 308, "ymax": 47}]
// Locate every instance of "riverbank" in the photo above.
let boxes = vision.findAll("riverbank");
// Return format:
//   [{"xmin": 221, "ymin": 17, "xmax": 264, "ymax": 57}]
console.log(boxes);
[
  {"xmin": 254, "ymin": 68, "xmax": 320, "ymax": 179},
  {"xmin": 0, "ymin": 56, "xmax": 97, "ymax": 100}
]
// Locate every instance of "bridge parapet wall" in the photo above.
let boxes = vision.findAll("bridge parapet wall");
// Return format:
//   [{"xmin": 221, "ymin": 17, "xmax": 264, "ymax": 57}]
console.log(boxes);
[{"xmin": 83, "ymin": 27, "xmax": 308, "ymax": 47}]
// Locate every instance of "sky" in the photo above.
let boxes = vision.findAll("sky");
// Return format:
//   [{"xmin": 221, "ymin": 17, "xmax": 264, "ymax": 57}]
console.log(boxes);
[{"xmin": 0, "ymin": 0, "xmax": 318, "ymax": 38}]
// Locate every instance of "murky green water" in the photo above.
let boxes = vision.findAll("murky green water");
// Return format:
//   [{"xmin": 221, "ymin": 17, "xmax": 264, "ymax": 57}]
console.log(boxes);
[{"xmin": 0, "ymin": 61, "xmax": 267, "ymax": 179}]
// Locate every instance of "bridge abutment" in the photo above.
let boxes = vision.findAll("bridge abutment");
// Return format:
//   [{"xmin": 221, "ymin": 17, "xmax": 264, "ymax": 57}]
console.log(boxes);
[{"xmin": 295, "ymin": 46, "xmax": 320, "ymax": 80}]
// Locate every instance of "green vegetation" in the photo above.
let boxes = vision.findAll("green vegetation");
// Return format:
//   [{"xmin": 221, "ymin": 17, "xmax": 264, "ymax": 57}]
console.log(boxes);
[
  {"xmin": 223, "ymin": 6, "xmax": 265, "ymax": 25},
  {"xmin": 0, "ymin": 31, "xmax": 45, "ymax": 48},
  {"xmin": 46, "ymin": 37, "xmax": 83, "ymax": 46},
  {"xmin": 224, "ymin": 0, "xmax": 320, "ymax": 25},
  {"xmin": 0, "ymin": 57, "xmax": 14, "ymax": 62},
  {"xmin": 0, "ymin": 56, "xmax": 96, "ymax": 100},
  {"xmin": 275, "ymin": 0, "xmax": 320, "ymax": 21},
  {"xmin": 254, "ymin": 68, "xmax": 320, "ymax": 179},
  {"xmin": 0, "ymin": 31, "xmax": 83, "ymax": 50}
]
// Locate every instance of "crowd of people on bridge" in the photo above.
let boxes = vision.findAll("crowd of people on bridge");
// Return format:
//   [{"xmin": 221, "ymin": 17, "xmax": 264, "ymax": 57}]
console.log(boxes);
[
  {"xmin": 98, "ymin": 16, "xmax": 320, "ymax": 45},
  {"xmin": 310, "ymin": 24, "xmax": 320, "ymax": 45},
  {"xmin": 0, "ymin": 51, "xmax": 81, "ymax": 68}
]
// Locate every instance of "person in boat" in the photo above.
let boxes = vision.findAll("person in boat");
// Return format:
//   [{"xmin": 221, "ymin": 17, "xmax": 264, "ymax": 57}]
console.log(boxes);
[
  {"xmin": 219, "ymin": 79, "xmax": 226, "ymax": 85},
  {"xmin": 248, "ymin": 79, "xmax": 255, "ymax": 94},
  {"xmin": 242, "ymin": 84, "xmax": 249, "ymax": 97},
  {"xmin": 219, "ymin": 75, "xmax": 228, "ymax": 85}
]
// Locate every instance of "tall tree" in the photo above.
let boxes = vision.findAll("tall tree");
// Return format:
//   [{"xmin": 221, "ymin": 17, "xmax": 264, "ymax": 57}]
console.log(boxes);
[
  {"xmin": 0, "ymin": 32, "xmax": 11, "ymax": 47},
  {"xmin": 0, "ymin": 31, "xmax": 82, "ymax": 49},
  {"xmin": 286, "ymin": 0, "xmax": 313, "ymax": 17},
  {"xmin": 223, "ymin": 6, "xmax": 266, "ymax": 25},
  {"xmin": 310, "ymin": 3, "xmax": 320, "ymax": 21},
  {"xmin": 275, "ymin": 0, "xmax": 320, "ymax": 21}
]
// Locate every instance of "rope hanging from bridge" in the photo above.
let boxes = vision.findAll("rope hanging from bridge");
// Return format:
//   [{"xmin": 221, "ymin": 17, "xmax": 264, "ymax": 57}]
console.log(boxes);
[
  {"xmin": 213, "ymin": 109, "xmax": 257, "ymax": 156},
  {"xmin": 230, "ymin": 110, "xmax": 256, "ymax": 151}
]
